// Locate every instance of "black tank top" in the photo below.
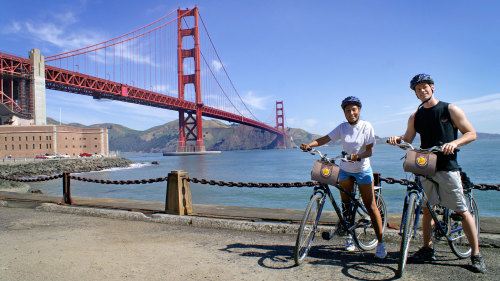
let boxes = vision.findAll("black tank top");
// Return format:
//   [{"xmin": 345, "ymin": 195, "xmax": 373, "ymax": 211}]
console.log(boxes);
[{"xmin": 414, "ymin": 101, "xmax": 460, "ymax": 171}]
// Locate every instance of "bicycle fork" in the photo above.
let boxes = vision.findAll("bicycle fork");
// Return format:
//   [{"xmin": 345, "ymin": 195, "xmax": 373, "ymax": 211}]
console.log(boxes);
[{"xmin": 399, "ymin": 191, "xmax": 423, "ymax": 238}]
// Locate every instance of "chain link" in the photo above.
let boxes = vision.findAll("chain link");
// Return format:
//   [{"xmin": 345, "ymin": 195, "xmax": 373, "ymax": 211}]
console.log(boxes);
[
  {"xmin": 187, "ymin": 177, "xmax": 316, "ymax": 188},
  {"xmin": 69, "ymin": 175, "xmax": 168, "ymax": 185},
  {"xmin": 379, "ymin": 176, "xmax": 500, "ymax": 191},
  {"xmin": 0, "ymin": 174, "xmax": 63, "ymax": 182},
  {"xmin": 1, "ymin": 173, "xmax": 499, "ymax": 190}
]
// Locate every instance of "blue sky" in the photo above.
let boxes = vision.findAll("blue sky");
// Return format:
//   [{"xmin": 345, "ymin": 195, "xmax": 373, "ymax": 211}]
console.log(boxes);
[{"xmin": 2, "ymin": 0, "xmax": 500, "ymax": 137}]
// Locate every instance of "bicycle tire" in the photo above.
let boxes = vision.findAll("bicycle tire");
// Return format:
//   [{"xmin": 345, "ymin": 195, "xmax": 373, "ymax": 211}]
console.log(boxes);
[
  {"xmin": 448, "ymin": 195, "xmax": 480, "ymax": 258},
  {"xmin": 354, "ymin": 193, "xmax": 387, "ymax": 251},
  {"xmin": 397, "ymin": 192, "xmax": 418, "ymax": 278},
  {"xmin": 294, "ymin": 193, "xmax": 324, "ymax": 265}
]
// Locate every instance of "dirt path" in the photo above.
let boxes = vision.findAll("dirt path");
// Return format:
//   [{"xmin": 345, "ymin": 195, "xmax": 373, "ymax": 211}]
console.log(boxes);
[{"xmin": 0, "ymin": 204, "xmax": 498, "ymax": 280}]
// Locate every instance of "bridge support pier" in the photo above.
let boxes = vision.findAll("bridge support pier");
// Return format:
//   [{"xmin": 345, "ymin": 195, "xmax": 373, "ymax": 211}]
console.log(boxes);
[{"xmin": 29, "ymin": 49, "xmax": 46, "ymax": 125}]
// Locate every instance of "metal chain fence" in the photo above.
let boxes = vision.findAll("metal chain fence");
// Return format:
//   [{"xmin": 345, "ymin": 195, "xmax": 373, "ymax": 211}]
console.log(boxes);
[{"xmin": 1, "ymin": 174, "xmax": 499, "ymax": 191}]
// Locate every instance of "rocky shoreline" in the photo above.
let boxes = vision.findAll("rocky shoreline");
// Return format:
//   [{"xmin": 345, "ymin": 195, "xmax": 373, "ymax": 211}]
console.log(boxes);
[{"xmin": 0, "ymin": 157, "xmax": 134, "ymax": 190}]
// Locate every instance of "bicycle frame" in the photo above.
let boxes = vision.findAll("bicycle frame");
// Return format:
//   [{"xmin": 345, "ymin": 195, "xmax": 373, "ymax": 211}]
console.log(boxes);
[
  {"xmin": 294, "ymin": 147, "xmax": 385, "ymax": 266},
  {"xmin": 314, "ymin": 182, "xmax": 371, "ymax": 242},
  {"xmin": 400, "ymin": 176, "xmax": 464, "ymax": 243}
]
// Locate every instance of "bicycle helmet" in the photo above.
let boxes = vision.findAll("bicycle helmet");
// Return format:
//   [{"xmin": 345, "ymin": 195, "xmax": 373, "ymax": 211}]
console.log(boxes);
[
  {"xmin": 410, "ymin": 73, "xmax": 434, "ymax": 90},
  {"xmin": 341, "ymin": 96, "xmax": 362, "ymax": 110}
]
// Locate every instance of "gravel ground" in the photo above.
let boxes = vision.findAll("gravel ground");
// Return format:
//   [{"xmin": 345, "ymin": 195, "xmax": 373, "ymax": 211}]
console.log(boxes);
[{"xmin": 0, "ymin": 202, "xmax": 498, "ymax": 280}]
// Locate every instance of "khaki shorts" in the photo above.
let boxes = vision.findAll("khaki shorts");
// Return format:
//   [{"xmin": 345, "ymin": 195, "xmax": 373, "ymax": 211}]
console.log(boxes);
[{"xmin": 419, "ymin": 171, "xmax": 468, "ymax": 212}]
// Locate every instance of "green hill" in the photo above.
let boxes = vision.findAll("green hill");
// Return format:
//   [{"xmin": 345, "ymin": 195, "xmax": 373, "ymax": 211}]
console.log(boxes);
[
  {"xmin": 47, "ymin": 118, "xmax": 318, "ymax": 152},
  {"xmin": 47, "ymin": 118, "xmax": 499, "ymax": 152}
]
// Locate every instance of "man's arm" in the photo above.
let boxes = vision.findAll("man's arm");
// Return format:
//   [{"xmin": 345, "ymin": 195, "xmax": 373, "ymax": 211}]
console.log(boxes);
[
  {"xmin": 443, "ymin": 104, "xmax": 477, "ymax": 154},
  {"xmin": 388, "ymin": 113, "xmax": 417, "ymax": 145}
]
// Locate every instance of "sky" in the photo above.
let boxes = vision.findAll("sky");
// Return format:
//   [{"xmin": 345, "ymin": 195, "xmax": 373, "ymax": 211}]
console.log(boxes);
[{"xmin": 1, "ymin": 0, "xmax": 500, "ymax": 137}]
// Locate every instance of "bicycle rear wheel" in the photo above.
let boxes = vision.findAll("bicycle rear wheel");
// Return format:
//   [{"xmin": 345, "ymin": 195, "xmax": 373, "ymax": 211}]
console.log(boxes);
[
  {"xmin": 353, "ymin": 192, "xmax": 387, "ymax": 251},
  {"xmin": 397, "ymin": 192, "xmax": 418, "ymax": 278},
  {"xmin": 448, "ymin": 195, "xmax": 480, "ymax": 258},
  {"xmin": 294, "ymin": 192, "xmax": 324, "ymax": 265}
]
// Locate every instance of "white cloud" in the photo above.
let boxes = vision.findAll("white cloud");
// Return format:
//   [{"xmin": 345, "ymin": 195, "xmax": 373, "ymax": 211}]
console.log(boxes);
[
  {"xmin": 52, "ymin": 11, "xmax": 78, "ymax": 25},
  {"xmin": 2, "ymin": 16, "xmax": 105, "ymax": 54},
  {"xmin": 1, "ymin": 21, "xmax": 21, "ymax": 34},
  {"xmin": 242, "ymin": 91, "xmax": 269, "ymax": 110},
  {"xmin": 211, "ymin": 60, "xmax": 223, "ymax": 72},
  {"xmin": 304, "ymin": 118, "xmax": 318, "ymax": 128},
  {"xmin": 453, "ymin": 93, "xmax": 500, "ymax": 113}
]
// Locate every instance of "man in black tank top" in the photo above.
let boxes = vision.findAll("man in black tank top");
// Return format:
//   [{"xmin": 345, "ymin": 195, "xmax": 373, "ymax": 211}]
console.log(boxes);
[{"xmin": 388, "ymin": 74, "xmax": 486, "ymax": 273}]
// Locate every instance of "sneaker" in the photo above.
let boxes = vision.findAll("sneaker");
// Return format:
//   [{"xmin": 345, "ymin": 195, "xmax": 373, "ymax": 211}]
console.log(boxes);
[
  {"xmin": 471, "ymin": 254, "xmax": 487, "ymax": 273},
  {"xmin": 410, "ymin": 246, "xmax": 436, "ymax": 262},
  {"xmin": 375, "ymin": 242, "xmax": 387, "ymax": 259},
  {"xmin": 345, "ymin": 236, "xmax": 356, "ymax": 251}
]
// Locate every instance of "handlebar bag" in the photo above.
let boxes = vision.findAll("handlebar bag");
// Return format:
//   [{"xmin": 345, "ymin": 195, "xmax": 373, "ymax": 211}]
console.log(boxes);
[
  {"xmin": 403, "ymin": 150, "xmax": 437, "ymax": 177},
  {"xmin": 311, "ymin": 160, "xmax": 340, "ymax": 185}
]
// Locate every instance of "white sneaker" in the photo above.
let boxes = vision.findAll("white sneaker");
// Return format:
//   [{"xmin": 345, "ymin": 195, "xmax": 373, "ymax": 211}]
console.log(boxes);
[
  {"xmin": 375, "ymin": 242, "xmax": 387, "ymax": 258},
  {"xmin": 345, "ymin": 236, "xmax": 356, "ymax": 252}
]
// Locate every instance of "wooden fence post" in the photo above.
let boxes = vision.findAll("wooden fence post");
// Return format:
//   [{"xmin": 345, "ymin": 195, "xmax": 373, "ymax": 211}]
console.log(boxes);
[
  {"xmin": 165, "ymin": 170, "xmax": 193, "ymax": 215},
  {"xmin": 62, "ymin": 172, "xmax": 73, "ymax": 205}
]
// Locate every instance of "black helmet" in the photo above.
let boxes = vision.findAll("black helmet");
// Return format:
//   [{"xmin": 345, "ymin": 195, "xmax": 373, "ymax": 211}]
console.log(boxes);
[
  {"xmin": 410, "ymin": 73, "xmax": 434, "ymax": 90},
  {"xmin": 341, "ymin": 96, "xmax": 362, "ymax": 110}
]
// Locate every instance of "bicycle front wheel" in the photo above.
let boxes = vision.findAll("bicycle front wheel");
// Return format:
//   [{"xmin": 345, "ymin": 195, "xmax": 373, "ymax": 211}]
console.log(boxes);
[
  {"xmin": 397, "ymin": 192, "xmax": 418, "ymax": 278},
  {"xmin": 448, "ymin": 195, "xmax": 480, "ymax": 258},
  {"xmin": 294, "ymin": 192, "xmax": 324, "ymax": 265},
  {"xmin": 353, "ymin": 192, "xmax": 387, "ymax": 251}
]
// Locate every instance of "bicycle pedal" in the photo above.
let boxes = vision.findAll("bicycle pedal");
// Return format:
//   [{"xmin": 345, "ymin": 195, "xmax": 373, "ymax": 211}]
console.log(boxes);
[{"xmin": 321, "ymin": 231, "xmax": 332, "ymax": 241}]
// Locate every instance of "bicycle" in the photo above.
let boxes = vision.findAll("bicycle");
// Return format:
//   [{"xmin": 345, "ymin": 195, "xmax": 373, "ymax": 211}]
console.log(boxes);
[
  {"xmin": 389, "ymin": 140, "xmax": 480, "ymax": 278},
  {"xmin": 294, "ymin": 148, "xmax": 387, "ymax": 265}
]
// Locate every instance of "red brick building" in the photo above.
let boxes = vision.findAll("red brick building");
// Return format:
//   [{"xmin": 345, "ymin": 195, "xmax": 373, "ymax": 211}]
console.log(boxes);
[{"xmin": 0, "ymin": 125, "xmax": 108, "ymax": 158}]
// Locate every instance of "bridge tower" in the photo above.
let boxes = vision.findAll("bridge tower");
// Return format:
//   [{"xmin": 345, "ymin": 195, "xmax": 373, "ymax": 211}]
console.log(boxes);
[
  {"xmin": 275, "ymin": 101, "xmax": 286, "ymax": 148},
  {"xmin": 177, "ymin": 7, "xmax": 205, "ymax": 152},
  {"xmin": 30, "ymin": 49, "xmax": 46, "ymax": 125}
]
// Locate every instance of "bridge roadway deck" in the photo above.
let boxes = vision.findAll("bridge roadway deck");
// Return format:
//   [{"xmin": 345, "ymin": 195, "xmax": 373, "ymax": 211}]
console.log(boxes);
[{"xmin": 1, "ymin": 190, "xmax": 499, "ymax": 239}]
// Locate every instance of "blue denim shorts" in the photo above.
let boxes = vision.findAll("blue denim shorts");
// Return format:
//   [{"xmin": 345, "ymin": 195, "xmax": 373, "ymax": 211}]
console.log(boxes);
[{"xmin": 338, "ymin": 167, "xmax": 374, "ymax": 185}]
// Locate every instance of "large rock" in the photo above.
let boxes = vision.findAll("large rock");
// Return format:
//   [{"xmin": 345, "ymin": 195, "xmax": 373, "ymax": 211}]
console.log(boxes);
[{"xmin": 0, "ymin": 157, "xmax": 134, "ymax": 178}]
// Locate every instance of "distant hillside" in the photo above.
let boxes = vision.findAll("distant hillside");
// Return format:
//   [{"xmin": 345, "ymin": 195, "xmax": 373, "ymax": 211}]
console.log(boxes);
[
  {"xmin": 476, "ymin": 132, "xmax": 500, "ymax": 140},
  {"xmin": 47, "ymin": 118, "xmax": 500, "ymax": 152},
  {"xmin": 47, "ymin": 118, "xmax": 319, "ymax": 152}
]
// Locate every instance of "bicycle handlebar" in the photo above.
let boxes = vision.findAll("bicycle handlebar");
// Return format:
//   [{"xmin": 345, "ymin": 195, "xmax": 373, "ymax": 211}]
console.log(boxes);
[
  {"xmin": 304, "ymin": 148, "xmax": 359, "ymax": 163},
  {"xmin": 385, "ymin": 139, "xmax": 460, "ymax": 153}
]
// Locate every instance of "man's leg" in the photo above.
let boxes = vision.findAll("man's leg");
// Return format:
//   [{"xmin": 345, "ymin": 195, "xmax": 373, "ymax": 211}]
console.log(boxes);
[
  {"xmin": 457, "ymin": 210, "xmax": 479, "ymax": 255},
  {"xmin": 421, "ymin": 207, "xmax": 434, "ymax": 248}
]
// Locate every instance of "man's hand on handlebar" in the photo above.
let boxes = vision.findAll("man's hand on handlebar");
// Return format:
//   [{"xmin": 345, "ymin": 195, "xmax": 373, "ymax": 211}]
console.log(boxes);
[
  {"xmin": 300, "ymin": 143, "xmax": 311, "ymax": 151},
  {"xmin": 441, "ymin": 142, "xmax": 458, "ymax": 155},
  {"xmin": 387, "ymin": 136, "xmax": 410, "ymax": 150},
  {"xmin": 387, "ymin": 136, "xmax": 402, "ymax": 146}
]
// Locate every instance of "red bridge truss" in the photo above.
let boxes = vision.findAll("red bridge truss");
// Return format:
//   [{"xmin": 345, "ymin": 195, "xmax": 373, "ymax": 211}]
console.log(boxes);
[{"xmin": 0, "ymin": 6, "xmax": 288, "ymax": 150}]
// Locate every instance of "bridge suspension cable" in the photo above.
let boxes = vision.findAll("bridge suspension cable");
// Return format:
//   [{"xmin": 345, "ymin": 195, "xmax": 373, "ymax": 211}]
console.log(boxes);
[
  {"xmin": 38, "ymin": 7, "xmax": 281, "ymax": 135},
  {"xmin": 198, "ymin": 12, "xmax": 261, "ymax": 123}
]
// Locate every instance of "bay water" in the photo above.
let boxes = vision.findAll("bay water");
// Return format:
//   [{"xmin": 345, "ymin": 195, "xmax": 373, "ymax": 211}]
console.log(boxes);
[{"xmin": 30, "ymin": 139, "xmax": 500, "ymax": 217}]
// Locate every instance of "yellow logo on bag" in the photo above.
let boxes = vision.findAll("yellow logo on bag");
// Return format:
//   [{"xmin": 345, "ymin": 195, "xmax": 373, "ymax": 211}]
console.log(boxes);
[
  {"xmin": 321, "ymin": 168, "xmax": 331, "ymax": 177},
  {"xmin": 416, "ymin": 156, "xmax": 427, "ymax": 166}
]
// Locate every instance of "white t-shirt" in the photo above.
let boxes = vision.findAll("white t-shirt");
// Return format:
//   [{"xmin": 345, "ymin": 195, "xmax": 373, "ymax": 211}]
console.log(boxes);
[{"xmin": 327, "ymin": 120, "xmax": 376, "ymax": 173}]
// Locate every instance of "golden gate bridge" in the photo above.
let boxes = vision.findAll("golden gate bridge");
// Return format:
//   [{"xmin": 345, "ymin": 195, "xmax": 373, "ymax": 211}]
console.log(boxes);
[{"xmin": 0, "ymin": 7, "xmax": 288, "ymax": 152}]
